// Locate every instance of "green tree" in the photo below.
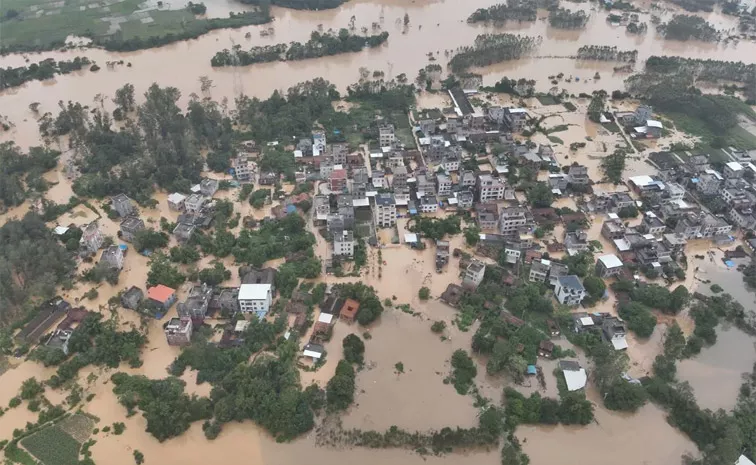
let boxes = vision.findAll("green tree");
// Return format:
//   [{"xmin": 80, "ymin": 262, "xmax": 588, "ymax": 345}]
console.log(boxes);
[
  {"xmin": 603, "ymin": 379, "xmax": 648, "ymax": 412},
  {"xmin": 418, "ymin": 287, "xmax": 431, "ymax": 300},
  {"xmin": 198, "ymin": 262, "xmax": 231, "ymax": 286},
  {"xmin": 146, "ymin": 253, "xmax": 186, "ymax": 288},
  {"xmin": 326, "ymin": 360, "xmax": 356, "ymax": 411},
  {"xmin": 526, "ymin": 182, "xmax": 554, "ymax": 208},
  {"xmin": 133, "ymin": 229, "xmax": 169, "ymax": 252},
  {"xmin": 464, "ymin": 226, "xmax": 480, "ymax": 246},
  {"xmin": 450, "ymin": 349, "xmax": 477, "ymax": 395},
  {"xmin": 342, "ymin": 334, "xmax": 365, "ymax": 365}
]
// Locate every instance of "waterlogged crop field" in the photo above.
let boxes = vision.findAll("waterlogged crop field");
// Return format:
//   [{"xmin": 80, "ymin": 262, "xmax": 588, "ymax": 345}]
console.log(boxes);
[{"xmin": 21, "ymin": 425, "xmax": 82, "ymax": 465}]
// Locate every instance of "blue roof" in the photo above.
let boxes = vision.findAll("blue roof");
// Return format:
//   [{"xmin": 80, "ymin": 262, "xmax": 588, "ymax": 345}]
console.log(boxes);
[
  {"xmin": 725, "ymin": 260, "xmax": 736, "ymax": 268},
  {"xmin": 119, "ymin": 244, "xmax": 128, "ymax": 250},
  {"xmin": 527, "ymin": 365, "xmax": 537, "ymax": 375},
  {"xmin": 286, "ymin": 205, "xmax": 297, "ymax": 214}
]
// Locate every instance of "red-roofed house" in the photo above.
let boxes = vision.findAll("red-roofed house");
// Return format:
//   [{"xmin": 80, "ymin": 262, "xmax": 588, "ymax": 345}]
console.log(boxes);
[
  {"xmin": 330, "ymin": 169, "xmax": 347, "ymax": 192},
  {"xmin": 147, "ymin": 285, "xmax": 177, "ymax": 310},
  {"xmin": 340, "ymin": 299, "xmax": 360, "ymax": 322}
]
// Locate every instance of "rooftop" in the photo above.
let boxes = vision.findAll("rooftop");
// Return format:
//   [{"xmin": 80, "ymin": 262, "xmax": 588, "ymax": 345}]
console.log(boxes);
[
  {"xmin": 558, "ymin": 275, "xmax": 585, "ymax": 292},
  {"xmin": 598, "ymin": 254, "xmax": 623, "ymax": 269},
  {"xmin": 148, "ymin": 284, "xmax": 176, "ymax": 303},
  {"xmin": 238, "ymin": 283, "xmax": 272, "ymax": 301}
]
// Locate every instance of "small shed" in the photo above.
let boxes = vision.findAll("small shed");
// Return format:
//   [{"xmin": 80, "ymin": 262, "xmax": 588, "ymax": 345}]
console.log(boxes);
[{"xmin": 339, "ymin": 299, "xmax": 360, "ymax": 322}]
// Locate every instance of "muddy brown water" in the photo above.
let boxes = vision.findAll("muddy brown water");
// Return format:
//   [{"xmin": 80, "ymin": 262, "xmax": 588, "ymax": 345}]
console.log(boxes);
[{"xmin": 1, "ymin": 0, "xmax": 755, "ymax": 149}]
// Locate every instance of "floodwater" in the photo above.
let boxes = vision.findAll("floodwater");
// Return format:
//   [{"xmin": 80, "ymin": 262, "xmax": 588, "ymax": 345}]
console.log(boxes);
[
  {"xmin": 1, "ymin": 0, "xmax": 755, "ymax": 149},
  {"xmin": 677, "ymin": 253, "xmax": 756, "ymax": 411}
]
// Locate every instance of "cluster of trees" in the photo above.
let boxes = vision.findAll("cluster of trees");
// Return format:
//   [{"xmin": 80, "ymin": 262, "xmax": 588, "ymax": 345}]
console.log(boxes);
[
  {"xmin": 525, "ymin": 182, "xmax": 554, "ymax": 208},
  {"xmin": 342, "ymin": 334, "xmax": 365, "ymax": 365},
  {"xmin": 467, "ymin": 0, "xmax": 538, "ymax": 23},
  {"xmin": 576, "ymin": 46, "xmax": 637, "ymax": 62},
  {"xmin": 644, "ymin": 56, "xmax": 756, "ymax": 84},
  {"xmin": 332, "ymin": 282, "xmax": 384, "ymax": 325},
  {"xmin": 448, "ymin": 33, "xmax": 541, "ymax": 73},
  {"xmin": 0, "ymin": 57, "xmax": 92, "ymax": 90},
  {"xmin": 504, "ymin": 388, "xmax": 594, "ymax": 427},
  {"xmin": 658, "ymin": 15, "xmax": 720, "ymax": 42},
  {"xmin": 484, "ymin": 76, "xmax": 537, "ymax": 97},
  {"xmin": 49, "ymin": 83, "xmax": 212, "ymax": 201},
  {"xmin": 0, "ymin": 214, "xmax": 75, "ymax": 324},
  {"xmin": 235, "ymin": 78, "xmax": 339, "ymax": 143},
  {"xmin": 410, "ymin": 215, "xmax": 461, "ymax": 241},
  {"xmin": 601, "ymin": 149, "xmax": 626, "ymax": 184},
  {"xmin": 618, "ymin": 302, "xmax": 657, "ymax": 338},
  {"xmin": 111, "ymin": 373, "xmax": 213, "ymax": 441},
  {"xmin": 147, "ymin": 253, "xmax": 186, "ymax": 288},
  {"xmin": 275, "ymin": 257, "xmax": 322, "ymax": 297},
  {"xmin": 43, "ymin": 313, "xmax": 146, "ymax": 388},
  {"xmin": 449, "ymin": 350, "xmax": 477, "ymax": 394},
  {"xmin": 629, "ymin": 282, "xmax": 689, "ymax": 314},
  {"xmin": 592, "ymin": 343, "xmax": 648, "ymax": 412},
  {"xmin": 227, "ymin": 214, "xmax": 316, "ymax": 267},
  {"xmin": 668, "ymin": 0, "xmax": 716, "ymax": 12},
  {"xmin": 327, "ymin": 360, "xmax": 357, "ymax": 411},
  {"xmin": 211, "ymin": 29, "xmax": 389, "ymax": 67},
  {"xmin": 0, "ymin": 143, "xmax": 60, "ymax": 209},
  {"xmin": 626, "ymin": 70, "xmax": 756, "ymax": 139},
  {"xmin": 626, "ymin": 21, "xmax": 648, "ymax": 34},
  {"xmin": 548, "ymin": 8, "xmax": 589, "ymax": 29}
]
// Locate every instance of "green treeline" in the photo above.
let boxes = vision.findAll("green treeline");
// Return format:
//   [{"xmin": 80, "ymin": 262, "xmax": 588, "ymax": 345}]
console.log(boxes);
[
  {"xmin": 548, "ymin": 8, "xmax": 589, "ymax": 29},
  {"xmin": 0, "ymin": 142, "xmax": 60, "ymax": 209},
  {"xmin": 237, "ymin": 0, "xmax": 345, "ymax": 10},
  {"xmin": 644, "ymin": 56, "xmax": 756, "ymax": 83},
  {"xmin": 576, "ymin": 46, "xmax": 637, "ymax": 62},
  {"xmin": 644, "ymin": 294, "xmax": 756, "ymax": 464},
  {"xmin": 467, "ymin": 0, "xmax": 538, "ymax": 23},
  {"xmin": 658, "ymin": 14, "xmax": 720, "ymax": 41},
  {"xmin": 211, "ymin": 29, "xmax": 389, "ymax": 67},
  {"xmin": 448, "ymin": 33, "xmax": 541, "ymax": 73},
  {"xmin": 0, "ymin": 214, "xmax": 75, "ymax": 324},
  {"xmin": 0, "ymin": 57, "xmax": 92, "ymax": 90}
]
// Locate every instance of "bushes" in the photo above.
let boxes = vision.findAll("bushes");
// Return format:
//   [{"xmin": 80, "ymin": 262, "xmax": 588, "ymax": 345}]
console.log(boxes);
[
  {"xmin": 326, "ymin": 360, "xmax": 356, "ymax": 411},
  {"xmin": 342, "ymin": 334, "xmax": 365, "ymax": 365},
  {"xmin": 618, "ymin": 302, "xmax": 657, "ymax": 338},
  {"xmin": 431, "ymin": 321, "xmax": 447, "ymax": 333},
  {"xmin": 418, "ymin": 287, "xmax": 431, "ymax": 300},
  {"xmin": 503, "ymin": 388, "xmax": 594, "ymax": 427},
  {"xmin": 603, "ymin": 380, "xmax": 648, "ymax": 412},
  {"xmin": 450, "ymin": 350, "xmax": 477, "ymax": 395}
]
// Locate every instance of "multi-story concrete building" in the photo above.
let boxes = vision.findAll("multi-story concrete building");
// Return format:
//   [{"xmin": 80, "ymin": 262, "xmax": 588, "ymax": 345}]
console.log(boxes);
[
  {"xmin": 499, "ymin": 207, "xmax": 531, "ymax": 237},
  {"xmin": 185, "ymin": 194, "xmax": 206, "ymax": 213},
  {"xmin": 164, "ymin": 317, "xmax": 193, "ymax": 346},
  {"xmin": 238, "ymin": 283, "xmax": 273, "ymax": 319},
  {"xmin": 392, "ymin": 165, "xmax": 408, "ymax": 190},
  {"xmin": 111, "ymin": 194, "xmax": 134, "ymax": 218},
  {"xmin": 436, "ymin": 174, "xmax": 452, "ymax": 197},
  {"xmin": 333, "ymin": 230, "xmax": 355, "ymax": 257},
  {"xmin": 641, "ymin": 211, "xmax": 666, "ymax": 236},
  {"xmin": 724, "ymin": 162, "xmax": 744, "ymax": 179},
  {"xmin": 696, "ymin": 170, "xmax": 723, "ymax": 195},
  {"xmin": 231, "ymin": 155, "xmax": 255, "ymax": 181},
  {"xmin": 100, "ymin": 245, "xmax": 124, "ymax": 270},
  {"xmin": 420, "ymin": 195, "xmax": 438, "ymax": 213},
  {"xmin": 314, "ymin": 195, "xmax": 331, "ymax": 221},
  {"xmin": 379, "ymin": 124, "xmax": 396, "ymax": 148},
  {"xmin": 463, "ymin": 260, "xmax": 486, "ymax": 289},
  {"xmin": 374, "ymin": 194, "xmax": 397, "ymax": 228},
  {"xmin": 120, "ymin": 217, "xmax": 145, "ymax": 243},
  {"xmin": 79, "ymin": 221, "xmax": 104, "ymax": 254},
  {"xmin": 167, "ymin": 193, "xmax": 187, "ymax": 211},
  {"xmin": 596, "ymin": 254, "xmax": 624, "ymax": 278},
  {"xmin": 555, "ymin": 275, "xmax": 586, "ymax": 306},
  {"xmin": 477, "ymin": 174, "xmax": 506, "ymax": 202},
  {"xmin": 567, "ymin": 165, "xmax": 591, "ymax": 185}
]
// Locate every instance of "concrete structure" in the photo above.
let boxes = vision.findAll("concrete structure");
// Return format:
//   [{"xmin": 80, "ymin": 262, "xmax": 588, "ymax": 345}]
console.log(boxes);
[
  {"xmin": 392, "ymin": 165, "xmax": 408, "ymax": 190},
  {"xmin": 499, "ymin": 207, "xmax": 531, "ymax": 237},
  {"xmin": 111, "ymin": 194, "xmax": 134, "ymax": 217},
  {"xmin": 374, "ymin": 194, "xmax": 397, "ymax": 228},
  {"xmin": 567, "ymin": 165, "xmax": 591, "ymax": 185},
  {"xmin": 164, "ymin": 317, "xmax": 193, "ymax": 346},
  {"xmin": 724, "ymin": 161, "xmax": 744, "ymax": 179},
  {"xmin": 238, "ymin": 283, "xmax": 273, "ymax": 319},
  {"xmin": 100, "ymin": 245, "xmax": 124, "ymax": 270},
  {"xmin": 340, "ymin": 299, "xmax": 360, "ymax": 322},
  {"xmin": 596, "ymin": 254, "xmax": 623, "ymax": 278},
  {"xmin": 559, "ymin": 360, "xmax": 587, "ymax": 391},
  {"xmin": 147, "ymin": 285, "xmax": 177, "ymax": 310},
  {"xmin": 177, "ymin": 283, "xmax": 213, "ymax": 322},
  {"xmin": 330, "ymin": 169, "xmax": 348, "ymax": 192},
  {"xmin": 555, "ymin": 275, "xmax": 586, "ymax": 306},
  {"xmin": 168, "ymin": 193, "xmax": 187, "ymax": 211},
  {"xmin": 436, "ymin": 174, "xmax": 452, "ymax": 197},
  {"xmin": 121, "ymin": 286, "xmax": 144, "ymax": 310},
  {"xmin": 477, "ymin": 174, "xmax": 506, "ymax": 202},
  {"xmin": 231, "ymin": 155, "xmax": 255, "ymax": 181},
  {"xmin": 185, "ymin": 194, "xmax": 206, "ymax": 213},
  {"xmin": 119, "ymin": 217, "xmax": 145, "ymax": 243},
  {"xmin": 379, "ymin": 124, "xmax": 396, "ymax": 148},
  {"xmin": 529, "ymin": 259, "xmax": 551, "ymax": 283},
  {"xmin": 79, "ymin": 221, "xmax": 104, "ymax": 254},
  {"xmin": 173, "ymin": 223, "xmax": 196, "ymax": 243},
  {"xmin": 420, "ymin": 195, "xmax": 438, "ymax": 213},
  {"xmin": 333, "ymin": 230, "xmax": 355, "ymax": 257},
  {"xmin": 463, "ymin": 260, "xmax": 486, "ymax": 289},
  {"xmin": 642, "ymin": 211, "xmax": 666, "ymax": 236},
  {"xmin": 200, "ymin": 179, "xmax": 219, "ymax": 197}
]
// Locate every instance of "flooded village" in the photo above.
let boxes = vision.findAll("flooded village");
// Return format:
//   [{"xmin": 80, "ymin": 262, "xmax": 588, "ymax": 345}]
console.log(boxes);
[{"xmin": 2, "ymin": 0, "xmax": 756, "ymax": 464}]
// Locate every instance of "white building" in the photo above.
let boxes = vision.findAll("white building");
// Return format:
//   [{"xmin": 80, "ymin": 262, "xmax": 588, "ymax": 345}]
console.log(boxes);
[
  {"xmin": 168, "ymin": 193, "xmax": 187, "ymax": 211},
  {"xmin": 724, "ymin": 161, "xmax": 744, "ymax": 179},
  {"xmin": 185, "ymin": 194, "xmax": 206, "ymax": 213},
  {"xmin": 333, "ymin": 230, "xmax": 355, "ymax": 257},
  {"xmin": 463, "ymin": 260, "xmax": 486, "ymax": 289},
  {"xmin": 555, "ymin": 275, "xmax": 586, "ymax": 306},
  {"xmin": 499, "ymin": 207, "xmax": 531, "ymax": 236},
  {"xmin": 238, "ymin": 283, "xmax": 272, "ymax": 319},
  {"xmin": 379, "ymin": 124, "xmax": 396, "ymax": 148},
  {"xmin": 436, "ymin": 174, "xmax": 452, "ymax": 197},
  {"xmin": 477, "ymin": 174, "xmax": 506, "ymax": 202},
  {"xmin": 420, "ymin": 195, "xmax": 438, "ymax": 213},
  {"xmin": 374, "ymin": 194, "xmax": 397, "ymax": 228},
  {"xmin": 231, "ymin": 155, "xmax": 255, "ymax": 181}
]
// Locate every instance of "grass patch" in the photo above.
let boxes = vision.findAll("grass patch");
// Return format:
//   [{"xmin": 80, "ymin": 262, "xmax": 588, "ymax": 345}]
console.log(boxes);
[
  {"xmin": 563, "ymin": 101, "xmax": 578, "ymax": 111},
  {"xmin": 57, "ymin": 414, "xmax": 95, "ymax": 443},
  {"xmin": 536, "ymin": 94, "xmax": 560, "ymax": 105},
  {"xmin": 547, "ymin": 136, "xmax": 564, "ymax": 144},
  {"xmin": 21, "ymin": 426, "xmax": 81, "ymax": 465},
  {"xmin": 603, "ymin": 122, "xmax": 621, "ymax": 133},
  {"xmin": 0, "ymin": 0, "xmax": 269, "ymax": 52},
  {"xmin": 665, "ymin": 111, "xmax": 756, "ymax": 150},
  {"xmin": 546, "ymin": 124, "xmax": 569, "ymax": 134}
]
